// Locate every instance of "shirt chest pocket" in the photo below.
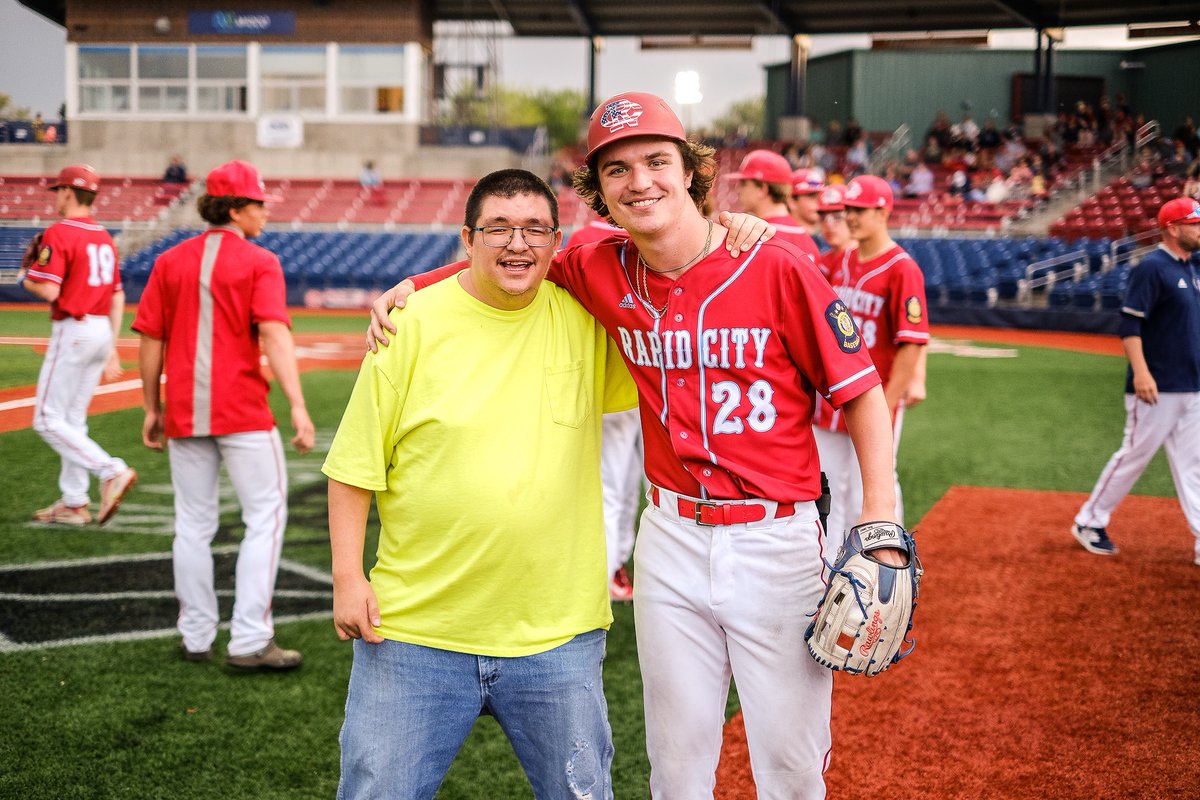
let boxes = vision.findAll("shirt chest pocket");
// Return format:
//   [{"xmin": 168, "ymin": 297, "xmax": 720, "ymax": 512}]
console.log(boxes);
[{"xmin": 544, "ymin": 360, "xmax": 591, "ymax": 428}]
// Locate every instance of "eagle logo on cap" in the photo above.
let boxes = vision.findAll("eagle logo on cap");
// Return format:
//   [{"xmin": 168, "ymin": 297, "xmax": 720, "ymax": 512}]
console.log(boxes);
[
  {"xmin": 821, "ymin": 188, "xmax": 839, "ymax": 204},
  {"xmin": 599, "ymin": 99, "xmax": 643, "ymax": 133},
  {"xmin": 844, "ymin": 182, "xmax": 862, "ymax": 199}
]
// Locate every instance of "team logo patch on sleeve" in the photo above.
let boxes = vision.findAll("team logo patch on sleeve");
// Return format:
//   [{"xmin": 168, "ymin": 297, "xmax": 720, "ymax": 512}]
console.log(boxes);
[
  {"xmin": 905, "ymin": 295, "xmax": 923, "ymax": 324},
  {"xmin": 36, "ymin": 245, "xmax": 52, "ymax": 266},
  {"xmin": 825, "ymin": 299, "xmax": 862, "ymax": 353}
]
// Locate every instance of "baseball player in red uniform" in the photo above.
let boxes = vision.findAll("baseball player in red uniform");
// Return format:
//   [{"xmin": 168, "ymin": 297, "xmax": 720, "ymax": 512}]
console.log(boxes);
[
  {"xmin": 565, "ymin": 215, "xmax": 642, "ymax": 601},
  {"xmin": 22, "ymin": 164, "xmax": 137, "ymax": 526},
  {"xmin": 815, "ymin": 183, "xmax": 853, "ymax": 280},
  {"xmin": 813, "ymin": 175, "xmax": 929, "ymax": 548},
  {"xmin": 726, "ymin": 149, "xmax": 822, "ymax": 264},
  {"xmin": 133, "ymin": 160, "xmax": 315, "ymax": 668},
  {"xmin": 369, "ymin": 92, "xmax": 905, "ymax": 799},
  {"xmin": 789, "ymin": 167, "xmax": 824, "ymax": 235}
]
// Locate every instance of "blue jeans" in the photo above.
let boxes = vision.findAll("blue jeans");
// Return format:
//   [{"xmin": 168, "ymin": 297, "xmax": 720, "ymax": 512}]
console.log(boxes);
[{"xmin": 337, "ymin": 629, "xmax": 613, "ymax": 800}]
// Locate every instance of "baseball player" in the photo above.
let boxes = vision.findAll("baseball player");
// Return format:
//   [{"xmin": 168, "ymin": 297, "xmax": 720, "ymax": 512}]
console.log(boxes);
[
  {"xmin": 133, "ymin": 160, "xmax": 315, "ymax": 668},
  {"xmin": 788, "ymin": 168, "xmax": 824, "ymax": 235},
  {"xmin": 815, "ymin": 183, "xmax": 853, "ymax": 280},
  {"xmin": 565, "ymin": 215, "xmax": 642, "ymax": 601},
  {"xmin": 726, "ymin": 149, "xmax": 822, "ymax": 263},
  {"xmin": 368, "ymin": 92, "xmax": 904, "ymax": 799},
  {"xmin": 813, "ymin": 175, "xmax": 929, "ymax": 548},
  {"xmin": 1073, "ymin": 196, "xmax": 1200, "ymax": 562},
  {"xmin": 21, "ymin": 164, "xmax": 137, "ymax": 526}
]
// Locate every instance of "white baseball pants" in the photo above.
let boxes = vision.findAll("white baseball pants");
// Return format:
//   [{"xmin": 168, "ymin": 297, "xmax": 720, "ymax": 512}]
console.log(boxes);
[
  {"xmin": 33, "ymin": 315, "xmax": 128, "ymax": 507},
  {"xmin": 600, "ymin": 409, "xmax": 644, "ymax": 577},
  {"xmin": 1076, "ymin": 392, "xmax": 1200, "ymax": 559},
  {"xmin": 813, "ymin": 405, "xmax": 907, "ymax": 557},
  {"xmin": 169, "ymin": 428, "xmax": 289, "ymax": 656},
  {"xmin": 633, "ymin": 487, "xmax": 833, "ymax": 800}
]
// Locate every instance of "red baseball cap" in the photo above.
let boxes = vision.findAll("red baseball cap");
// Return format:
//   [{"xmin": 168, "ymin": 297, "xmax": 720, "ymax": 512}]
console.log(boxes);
[
  {"xmin": 50, "ymin": 164, "xmax": 100, "ymax": 193},
  {"xmin": 842, "ymin": 175, "xmax": 894, "ymax": 212},
  {"xmin": 586, "ymin": 92, "xmax": 686, "ymax": 163},
  {"xmin": 818, "ymin": 184, "xmax": 846, "ymax": 213},
  {"xmin": 726, "ymin": 150, "xmax": 793, "ymax": 185},
  {"xmin": 1157, "ymin": 196, "xmax": 1200, "ymax": 228},
  {"xmin": 791, "ymin": 168, "xmax": 823, "ymax": 196},
  {"xmin": 205, "ymin": 160, "xmax": 282, "ymax": 202}
]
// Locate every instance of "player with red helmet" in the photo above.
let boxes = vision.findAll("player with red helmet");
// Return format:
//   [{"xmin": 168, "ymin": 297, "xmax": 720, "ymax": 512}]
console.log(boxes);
[
  {"xmin": 815, "ymin": 182, "xmax": 854, "ymax": 280},
  {"xmin": 789, "ymin": 167, "xmax": 824, "ymax": 235},
  {"xmin": 813, "ymin": 174, "xmax": 929, "ymax": 549},
  {"xmin": 22, "ymin": 164, "xmax": 137, "ymax": 526},
  {"xmin": 726, "ymin": 149, "xmax": 822, "ymax": 263}
]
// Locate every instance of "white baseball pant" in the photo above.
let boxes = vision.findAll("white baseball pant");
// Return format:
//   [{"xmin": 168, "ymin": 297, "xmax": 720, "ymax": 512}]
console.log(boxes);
[
  {"xmin": 169, "ymin": 428, "xmax": 289, "ymax": 656},
  {"xmin": 33, "ymin": 315, "xmax": 128, "ymax": 507},
  {"xmin": 600, "ymin": 409, "xmax": 644, "ymax": 578},
  {"xmin": 1076, "ymin": 392, "xmax": 1200, "ymax": 559},
  {"xmin": 634, "ymin": 487, "xmax": 833, "ymax": 800},
  {"xmin": 813, "ymin": 405, "xmax": 906, "ymax": 556}
]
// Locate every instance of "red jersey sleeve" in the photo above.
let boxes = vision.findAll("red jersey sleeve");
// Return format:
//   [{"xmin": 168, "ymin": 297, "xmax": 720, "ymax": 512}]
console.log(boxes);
[
  {"xmin": 250, "ymin": 252, "xmax": 291, "ymax": 327},
  {"xmin": 888, "ymin": 257, "xmax": 930, "ymax": 345},
  {"xmin": 410, "ymin": 260, "xmax": 467, "ymax": 290},
  {"xmin": 25, "ymin": 225, "xmax": 66, "ymax": 285}
]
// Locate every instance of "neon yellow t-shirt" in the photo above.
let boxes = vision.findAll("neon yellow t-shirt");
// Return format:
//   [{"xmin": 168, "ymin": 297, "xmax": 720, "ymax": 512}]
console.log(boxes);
[{"xmin": 322, "ymin": 275, "xmax": 637, "ymax": 657}]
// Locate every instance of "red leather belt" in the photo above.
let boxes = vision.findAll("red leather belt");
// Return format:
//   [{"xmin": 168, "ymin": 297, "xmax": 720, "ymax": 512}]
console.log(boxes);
[{"xmin": 651, "ymin": 487, "xmax": 796, "ymax": 527}]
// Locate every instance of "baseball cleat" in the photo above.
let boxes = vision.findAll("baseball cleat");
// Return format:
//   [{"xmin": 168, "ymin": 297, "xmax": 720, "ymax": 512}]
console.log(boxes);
[
  {"xmin": 98, "ymin": 467, "xmax": 138, "ymax": 525},
  {"xmin": 32, "ymin": 500, "xmax": 93, "ymax": 526},
  {"xmin": 609, "ymin": 566, "xmax": 634, "ymax": 602},
  {"xmin": 225, "ymin": 640, "xmax": 303, "ymax": 671},
  {"xmin": 1071, "ymin": 524, "xmax": 1118, "ymax": 555}
]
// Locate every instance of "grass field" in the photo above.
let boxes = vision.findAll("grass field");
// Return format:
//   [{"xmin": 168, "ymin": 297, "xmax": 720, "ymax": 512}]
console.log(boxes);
[{"xmin": 0, "ymin": 309, "xmax": 1177, "ymax": 799}]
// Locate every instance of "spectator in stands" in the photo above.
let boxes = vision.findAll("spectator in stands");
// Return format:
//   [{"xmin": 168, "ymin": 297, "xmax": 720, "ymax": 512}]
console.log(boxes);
[
  {"xmin": 921, "ymin": 134, "xmax": 943, "ymax": 166},
  {"xmin": 1184, "ymin": 162, "xmax": 1200, "ymax": 201},
  {"xmin": 1096, "ymin": 96, "xmax": 1114, "ymax": 145},
  {"xmin": 883, "ymin": 163, "xmax": 904, "ymax": 195},
  {"xmin": 1174, "ymin": 116, "xmax": 1199, "ymax": 159},
  {"xmin": 1167, "ymin": 139, "xmax": 1194, "ymax": 174},
  {"xmin": 162, "ymin": 155, "xmax": 189, "ymax": 184},
  {"xmin": 926, "ymin": 110, "xmax": 953, "ymax": 149},
  {"xmin": 952, "ymin": 113, "xmax": 979, "ymax": 148},
  {"xmin": 903, "ymin": 161, "xmax": 935, "ymax": 198},
  {"xmin": 948, "ymin": 169, "xmax": 969, "ymax": 198},
  {"xmin": 32, "ymin": 112, "xmax": 46, "ymax": 143},
  {"xmin": 807, "ymin": 120, "xmax": 825, "ymax": 146},
  {"xmin": 844, "ymin": 135, "xmax": 870, "ymax": 177},
  {"xmin": 843, "ymin": 117, "xmax": 863, "ymax": 147},
  {"xmin": 359, "ymin": 160, "xmax": 382, "ymax": 190},
  {"xmin": 995, "ymin": 132, "xmax": 1028, "ymax": 174},
  {"xmin": 985, "ymin": 171, "xmax": 1010, "ymax": 204}
]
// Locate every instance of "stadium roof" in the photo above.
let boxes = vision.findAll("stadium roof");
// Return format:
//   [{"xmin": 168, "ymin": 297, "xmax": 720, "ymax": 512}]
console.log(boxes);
[{"xmin": 19, "ymin": 1, "xmax": 1200, "ymax": 37}]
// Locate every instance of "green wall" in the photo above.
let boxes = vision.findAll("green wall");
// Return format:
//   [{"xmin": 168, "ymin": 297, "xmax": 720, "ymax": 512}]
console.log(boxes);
[
  {"xmin": 1128, "ymin": 40, "xmax": 1200, "ymax": 134},
  {"xmin": 768, "ymin": 46, "xmax": 1151, "ymax": 139}
]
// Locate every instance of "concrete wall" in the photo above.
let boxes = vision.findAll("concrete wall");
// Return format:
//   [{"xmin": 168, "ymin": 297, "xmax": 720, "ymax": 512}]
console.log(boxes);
[{"xmin": 0, "ymin": 119, "xmax": 523, "ymax": 179}]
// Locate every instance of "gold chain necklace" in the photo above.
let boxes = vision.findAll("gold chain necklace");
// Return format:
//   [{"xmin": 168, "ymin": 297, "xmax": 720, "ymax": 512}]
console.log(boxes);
[{"xmin": 633, "ymin": 219, "xmax": 713, "ymax": 319}]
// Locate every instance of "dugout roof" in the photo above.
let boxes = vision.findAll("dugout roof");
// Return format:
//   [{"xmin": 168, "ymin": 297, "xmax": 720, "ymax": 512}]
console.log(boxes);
[{"xmin": 20, "ymin": 1, "xmax": 1200, "ymax": 37}]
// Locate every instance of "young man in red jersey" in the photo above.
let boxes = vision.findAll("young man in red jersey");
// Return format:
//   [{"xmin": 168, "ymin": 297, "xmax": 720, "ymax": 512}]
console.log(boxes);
[
  {"xmin": 22, "ymin": 164, "xmax": 137, "ymax": 526},
  {"xmin": 726, "ymin": 149, "xmax": 822, "ymax": 263},
  {"xmin": 134, "ymin": 160, "xmax": 314, "ymax": 668},
  {"xmin": 814, "ymin": 174, "xmax": 929, "ymax": 549}
]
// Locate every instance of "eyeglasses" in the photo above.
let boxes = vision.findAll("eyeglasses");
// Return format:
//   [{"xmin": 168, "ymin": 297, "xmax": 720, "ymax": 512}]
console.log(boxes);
[
  {"xmin": 820, "ymin": 211, "xmax": 846, "ymax": 222},
  {"xmin": 471, "ymin": 225, "xmax": 557, "ymax": 247}
]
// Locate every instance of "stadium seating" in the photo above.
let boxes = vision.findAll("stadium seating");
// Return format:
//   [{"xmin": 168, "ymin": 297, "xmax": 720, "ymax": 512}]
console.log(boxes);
[
  {"xmin": 0, "ymin": 176, "xmax": 187, "ymax": 223},
  {"xmin": 1048, "ymin": 174, "xmax": 1183, "ymax": 241},
  {"xmin": 261, "ymin": 178, "xmax": 476, "ymax": 226},
  {"xmin": 119, "ymin": 229, "xmax": 461, "ymax": 291}
]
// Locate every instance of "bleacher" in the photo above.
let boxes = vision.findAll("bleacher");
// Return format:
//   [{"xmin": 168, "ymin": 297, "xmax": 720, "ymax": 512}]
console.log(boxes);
[
  {"xmin": 0, "ymin": 176, "xmax": 187, "ymax": 223},
  {"xmin": 119, "ymin": 229, "xmax": 462, "ymax": 292},
  {"xmin": 1049, "ymin": 174, "xmax": 1183, "ymax": 241},
  {"xmin": 262, "ymin": 178, "xmax": 476, "ymax": 226}
]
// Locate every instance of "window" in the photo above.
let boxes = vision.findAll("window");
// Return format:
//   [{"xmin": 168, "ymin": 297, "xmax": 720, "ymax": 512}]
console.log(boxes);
[
  {"xmin": 197, "ymin": 47, "xmax": 247, "ymax": 112},
  {"xmin": 261, "ymin": 46, "xmax": 326, "ymax": 112},
  {"xmin": 138, "ymin": 47, "xmax": 188, "ymax": 112},
  {"xmin": 338, "ymin": 47, "xmax": 405, "ymax": 113},
  {"xmin": 79, "ymin": 47, "xmax": 131, "ymax": 112}
]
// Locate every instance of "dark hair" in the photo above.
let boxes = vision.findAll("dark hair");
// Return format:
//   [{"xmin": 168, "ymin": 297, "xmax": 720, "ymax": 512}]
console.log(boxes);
[
  {"xmin": 69, "ymin": 188, "xmax": 97, "ymax": 206},
  {"xmin": 571, "ymin": 139, "xmax": 717, "ymax": 223},
  {"xmin": 463, "ymin": 169, "xmax": 559, "ymax": 231},
  {"xmin": 197, "ymin": 194, "xmax": 259, "ymax": 225}
]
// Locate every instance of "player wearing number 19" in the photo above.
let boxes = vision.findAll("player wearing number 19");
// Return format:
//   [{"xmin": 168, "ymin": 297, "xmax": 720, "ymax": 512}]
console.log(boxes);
[{"xmin": 22, "ymin": 164, "xmax": 137, "ymax": 526}]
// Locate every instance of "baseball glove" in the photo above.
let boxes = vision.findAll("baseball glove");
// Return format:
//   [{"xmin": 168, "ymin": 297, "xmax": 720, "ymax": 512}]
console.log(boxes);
[
  {"xmin": 805, "ymin": 521, "xmax": 922, "ymax": 676},
  {"xmin": 18, "ymin": 232, "xmax": 43, "ymax": 279}
]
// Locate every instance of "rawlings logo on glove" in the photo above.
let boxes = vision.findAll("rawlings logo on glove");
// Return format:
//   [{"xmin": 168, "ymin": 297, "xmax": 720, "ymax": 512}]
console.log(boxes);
[{"xmin": 805, "ymin": 521, "xmax": 922, "ymax": 676}]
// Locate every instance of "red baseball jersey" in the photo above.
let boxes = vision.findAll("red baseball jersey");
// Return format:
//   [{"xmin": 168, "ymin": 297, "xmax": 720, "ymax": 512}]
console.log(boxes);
[
  {"xmin": 818, "ymin": 246, "xmax": 846, "ymax": 281},
  {"xmin": 24, "ymin": 217, "xmax": 122, "ymax": 320},
  {"xmin": 415, "ymin": 240, "xmax": 879, "ymax": 502},
  {"xmin": 813, "ymin": 243, "xmax": 929, "ymax": 433},
  {"xmin": 564, "ymin": 219, "xmax": 627, "ymax": 250},
  {"xmin": 132, "ymin": 227, "xmax": 291, "ymax": 439},
  {"xmin": 765, "ymin": 215, "xmax": 821, "ymax": 265}
]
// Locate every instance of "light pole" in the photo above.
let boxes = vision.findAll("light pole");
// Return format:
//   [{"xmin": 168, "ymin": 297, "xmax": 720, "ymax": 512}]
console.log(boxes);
[{"xmin": 674, "ymin": 70, "xmax": 702, "ymax": 132}]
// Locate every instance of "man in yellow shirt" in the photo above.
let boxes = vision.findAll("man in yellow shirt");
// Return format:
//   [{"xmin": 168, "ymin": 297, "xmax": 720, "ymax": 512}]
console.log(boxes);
[{"xmin": 323, "ymin": 169, "xmax": 636, "ymax": 799}]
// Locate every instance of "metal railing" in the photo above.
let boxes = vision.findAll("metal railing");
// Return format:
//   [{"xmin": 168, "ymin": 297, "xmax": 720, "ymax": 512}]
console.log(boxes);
[{"xmin": 867, "ymin": 123, "xmax": 910, "ymax": 175}]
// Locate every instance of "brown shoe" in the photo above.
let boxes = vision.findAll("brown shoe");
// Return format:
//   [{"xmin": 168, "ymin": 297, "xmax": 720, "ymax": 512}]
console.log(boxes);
[
  {"xmin": 98, "ymin": 467, "xmax": 137, "ymax": 524},
  {"xmin": 225, "ymin": 640, "xmax": 303, "ymax": 671},
  {"xmin": 33, "ymin": 500, "xmax": 93, "ymax": 526}
]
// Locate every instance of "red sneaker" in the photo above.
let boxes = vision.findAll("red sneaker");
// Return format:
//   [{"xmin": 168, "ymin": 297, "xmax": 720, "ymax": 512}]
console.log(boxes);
[{"xmin": 609, "ymin": 566, "xmax": 634, "ymax": 602}]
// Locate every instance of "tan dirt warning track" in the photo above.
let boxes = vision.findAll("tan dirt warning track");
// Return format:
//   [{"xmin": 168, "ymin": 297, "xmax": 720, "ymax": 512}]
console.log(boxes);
[{"xmin": 715, "ymin": 487, "xmax": 1200, "ymax": 798}]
